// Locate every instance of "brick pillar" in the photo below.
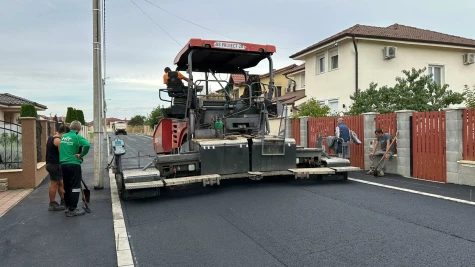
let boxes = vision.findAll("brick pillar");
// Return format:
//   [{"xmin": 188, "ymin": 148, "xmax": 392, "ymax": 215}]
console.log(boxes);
[
  {"xmin": 300, "ymin": 116, "xmax": 309, "ymax": 148},
  {"xmin": 39, "ymin": 119, "xmax": 48, "ymax": 162},
  {"xmin": 395, "ymin": 110, "xmax": 413, "ymax": 178},
  {"xmin": 362, "ymin": 112, "xmax": 379, "ymax": 170},
  {"xmin": 48, "ymin": 120, "xmax": 56, "ymax": 135},
  {"xmin": 443, "ymin": 108, "xmax": 464, "ymax": 184},
  {"xmin": 19, "ymin": 117, "xmax": 37, "ymax": 188}
]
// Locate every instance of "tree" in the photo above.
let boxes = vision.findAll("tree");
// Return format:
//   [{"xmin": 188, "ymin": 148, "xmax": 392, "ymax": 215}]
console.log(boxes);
[
  {"xmin": 347, "ymin": 67, "xmax": 466, "ymax": 115},
  {"xmin": 19, "ymin": 104, "xmax": 38, "ymax": 118},
  {"xmin": 76, "ymin": 110, "xmax": 86, "ymax": 125},
  {"xmin": 293, "ymin": 98, "xmax": 331, "ymax": 118},
  {"xmin": 464, "ymin": 85, "xmax": 475, "ymax": 109},
  {"xmin": 65, "ymin": 107, "xmax": 77, "ymax": 123},
  {"xmin": 146, "ymin": 106, "xmax": 164, "ymax": 128},
  {"xmin": 128, "ymin": 115, "xmax": 146, "ymax": 126}
]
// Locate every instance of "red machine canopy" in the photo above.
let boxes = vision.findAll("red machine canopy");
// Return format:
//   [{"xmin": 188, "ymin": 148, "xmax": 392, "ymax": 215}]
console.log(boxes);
[{"xmin": 173, "ymin": 38, "xmax": 276, "ymax": 74}]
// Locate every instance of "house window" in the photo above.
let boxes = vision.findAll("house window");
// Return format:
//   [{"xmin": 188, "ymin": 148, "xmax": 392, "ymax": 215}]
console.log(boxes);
[
  {"xmin": 428, "ymin": 65, "xmax": 444, "ymax": 85},
  {"xmin": 300, "ymin": 73, "xmax": 305, "ymax": 88},
  {"xmin": 316, "ymin": 54, "xmax": 325, "ymax": 74},
  {"xmin": 318, "ymin": 100, "xmax": 326, "ymax": 107},
  {"xmin": 329, "ymin": 48, "xmax": 338, "ymax": 70},
  {"xmin": 328, "ymin": 99, "xmax": 339, "ymax": 113},
  {"xmin": 275, "ymin": 86, "xmax": 282, "ymax": 97}
]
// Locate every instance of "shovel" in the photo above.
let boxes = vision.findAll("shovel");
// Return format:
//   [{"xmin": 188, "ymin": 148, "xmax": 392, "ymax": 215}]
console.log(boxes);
[
  {"xmin": 373, "ymin": 132, "xmax": 398, "ymax": 177},
  {"xmin": 80, "ymin": 180, "xmax": 91, "ymax": 213}
]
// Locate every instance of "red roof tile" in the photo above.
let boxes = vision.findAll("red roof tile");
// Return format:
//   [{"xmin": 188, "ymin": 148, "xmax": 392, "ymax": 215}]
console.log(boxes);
[
  {"xmin": 230, "ymin": 74, "xmax": 245, "ymax": 84},
  {"xmin": 291, "ymin": 23, "xmax": 475, "ymax": 58},
  {"xmin": 260, "ymin": 64, "xmax": 298, "ymax": 78},
  {"xmin": 282, "ymin": 63, "xmax": 305, "ymax": 75}
]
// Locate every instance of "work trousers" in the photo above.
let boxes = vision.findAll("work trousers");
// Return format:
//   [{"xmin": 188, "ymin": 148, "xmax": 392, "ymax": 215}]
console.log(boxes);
[
  {"xmin": 369, "ymin": 150, "xmax": 394, "ymax": 171},
  {"xmin": 61, "ymin": 164, "xmax": 82, "ymax": 210}
]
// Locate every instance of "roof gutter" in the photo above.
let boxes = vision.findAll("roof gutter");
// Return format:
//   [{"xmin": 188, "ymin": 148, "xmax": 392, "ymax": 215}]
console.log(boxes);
[{"xmin": 352, "ymin": 36, "xmax": 359, "ymax": 96}]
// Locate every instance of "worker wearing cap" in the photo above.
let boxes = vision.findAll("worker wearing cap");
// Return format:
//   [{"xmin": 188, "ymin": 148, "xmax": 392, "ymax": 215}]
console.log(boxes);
[
  {"xmin": 335, "ymin": 118, "xmax": 351, "ymax": 156},
  {"xmin": 163, "ymin": 67, "xmax": 189, "ymax": 85}
]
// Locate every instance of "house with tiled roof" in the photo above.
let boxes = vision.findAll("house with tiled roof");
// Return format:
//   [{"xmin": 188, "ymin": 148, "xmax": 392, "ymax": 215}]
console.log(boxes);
[
  {"xmin": 289, "ymin": 23, "xmax": 475, "ymax": 113},
  {"xmin": 0, "ymin": 93, "xmax": 47, "ymax": 123}
]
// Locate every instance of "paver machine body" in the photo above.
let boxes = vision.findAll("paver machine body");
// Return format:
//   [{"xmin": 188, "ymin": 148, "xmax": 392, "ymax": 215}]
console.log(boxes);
[{"xmin": 113, "ymin": 38, "xmax": 360, "ymax": 200}]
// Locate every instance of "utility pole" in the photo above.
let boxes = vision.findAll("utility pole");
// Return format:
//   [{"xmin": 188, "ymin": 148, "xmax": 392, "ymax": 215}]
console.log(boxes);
[{"xmin": 93, "ymin": 0, "xmax": 104, "ymax": 189}]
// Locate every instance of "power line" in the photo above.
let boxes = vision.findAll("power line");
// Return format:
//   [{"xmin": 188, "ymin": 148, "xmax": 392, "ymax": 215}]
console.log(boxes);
[
  {"xmin": 141, "ymin": 0, "xmax": 236, "ymax": 41},
  {"xmin": 129, "ymin": 0, "xmax": 181, "ymax": 46}
]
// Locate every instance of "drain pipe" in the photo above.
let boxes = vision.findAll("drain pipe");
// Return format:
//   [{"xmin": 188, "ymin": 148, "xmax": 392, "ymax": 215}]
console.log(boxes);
[
  {"xmin": 352, "ymin": 36, "xmax": 359, "ymax": 95},
  {"xmin": 284, "ymin": 74, "xmax": 297, "ymax": 92}
]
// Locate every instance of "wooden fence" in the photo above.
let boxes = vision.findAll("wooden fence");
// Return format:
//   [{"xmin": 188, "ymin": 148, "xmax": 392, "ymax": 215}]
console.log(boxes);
[
  {"xmin": 307, "ymin": 115, "xmax": 364, "ymax": 169},
  {"xmin": 291, "ymin": 119, "xmax": 300, "ymax": 146},
  {"xmin": 462, "ymin": 109, "xmax": 475, "ymax": 161},
  {"xmin": 411, "ymin": 111, "xmax": 446, "ymax": 182}
]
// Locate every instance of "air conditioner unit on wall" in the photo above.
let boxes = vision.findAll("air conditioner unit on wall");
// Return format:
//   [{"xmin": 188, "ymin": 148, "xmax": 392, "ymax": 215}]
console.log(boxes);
[
  {"xmin": 383, "ymin": 46, "xmax": 396, "ymax": 59},
  {"xmin": 463, "ymin": 53, "xmax": 475, "ymax": 65}
]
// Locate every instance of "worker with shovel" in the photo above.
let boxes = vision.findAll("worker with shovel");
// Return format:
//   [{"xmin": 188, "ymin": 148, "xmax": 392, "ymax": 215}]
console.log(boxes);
[{"xmin": 367, "ymin": 128, "xmax": 395, "ymax": 177}]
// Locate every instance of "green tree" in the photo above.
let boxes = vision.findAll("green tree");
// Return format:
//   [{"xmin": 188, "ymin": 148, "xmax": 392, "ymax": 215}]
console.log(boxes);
[
  {"xmin": 128, "ymin": 115, "xmax": 146, "ymax": 126},
  {"xmin": 464, "ymin": 85, "xmax": 475, "ymax": 109},
  {"xmin": 293, "ymin": 98, "xmax": 331, "ymax": 118},
  {"xmin": 20, "ymin": 104, "xmax": 38, "ymax": 118},
  {"xmin": 347, "ymin": 67, "xmax": 465, "ymax": 115},
  {"xmin": 146, "ymin": 106, "xmax": 164, "ymax": 128},
  {"xmin": 76, "ymin": 110, "xmax": 86, "ymax": 125},
  {"xmin": 65, "ymin": 107, "xmax": 77, "ymax": 123}
]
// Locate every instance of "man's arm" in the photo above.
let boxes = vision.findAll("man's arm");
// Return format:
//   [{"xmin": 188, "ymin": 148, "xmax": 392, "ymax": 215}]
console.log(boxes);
[
  {"xmin": 77, "ymin": 135, "xmax": 91, "ymax": 158},
  {"xmin": 371, "ymin": 140, "xmax": 378, "ymax": 155},
  {"xmin": 335, "ymin": 126, "xmax": 340, "ymax": 138},
  {"xmin": 178, "ymin": 72, "xmax": 190, "ymax": 83},
  {"xmin": 53, "ymin": 137, "xmax": 61, "ymax": 151}
]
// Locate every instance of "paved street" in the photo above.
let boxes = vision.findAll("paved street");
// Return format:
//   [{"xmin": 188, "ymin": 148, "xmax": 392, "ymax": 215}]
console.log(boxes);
[
  {"xmin": 117, "ymin": 134, "xmax": 475, "ymax": 267},
  {"xmin": 0, "ymin": 139, "xmax": 117, "ymax": 267}
]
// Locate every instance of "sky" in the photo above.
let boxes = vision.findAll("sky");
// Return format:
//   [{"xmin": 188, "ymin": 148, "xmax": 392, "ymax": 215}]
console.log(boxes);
[{"xmin": 1, "ymin": 0, "xmax": 474, "ymax": 122}]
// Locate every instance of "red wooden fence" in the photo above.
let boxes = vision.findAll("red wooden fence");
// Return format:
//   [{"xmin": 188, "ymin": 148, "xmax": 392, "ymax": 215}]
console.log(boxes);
[
  {"xmin": 291, "ymin": 119, "xmax": 300, "ymax": 146},
  {"xmin": 412, "ymin": 111, "xmax": 446, "ymax": 182},
  {"xmin": 462, "ymin": 109, "xmax": 475, "ymax": 161},
  {"xmin": 307, "ymin": 116, "xmax": 364, "ymax": 169},
  {"xmin": 375, "ymin": 113, "xmax": 398, "ymax": 153}
]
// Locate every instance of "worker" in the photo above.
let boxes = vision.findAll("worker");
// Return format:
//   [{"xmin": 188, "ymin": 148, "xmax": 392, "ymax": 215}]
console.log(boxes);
[
  {"xmin": 46, "ymin": 125, "xmax": 70, "ymax": 211},
  {"xmin": 367, "ymin": 128, "xmax": 394, "ymax": 176},
  {"xmin": 60, "ymin": 120, "xmax": 90, "ymax": 217},
  {"xmin": 163, "ymin": 67, "xmax": 189, "ymax": 85},
  {"xmin": 335, "ymin": 117, "xmax": 351, "ymax": 157}
]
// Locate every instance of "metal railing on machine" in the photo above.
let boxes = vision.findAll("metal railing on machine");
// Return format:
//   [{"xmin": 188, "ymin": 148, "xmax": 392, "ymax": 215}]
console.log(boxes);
[{"xmin": 0, "ymin": 120, "xmax": 22, "ymax": 170}]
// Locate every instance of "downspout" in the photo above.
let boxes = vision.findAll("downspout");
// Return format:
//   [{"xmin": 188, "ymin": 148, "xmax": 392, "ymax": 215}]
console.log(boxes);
[
  {"xmin": 284, "ymin": 73, "xmax": 297, "ymax": 92},
  {"xmin": 352, "ymin": 36, "xmax": 359, "ymax": 95}
]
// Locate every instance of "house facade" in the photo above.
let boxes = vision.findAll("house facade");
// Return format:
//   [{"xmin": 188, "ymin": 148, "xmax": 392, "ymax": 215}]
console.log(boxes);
[
  {"xmin": 290, "ymin": 23, "xmax": 475, "ymax": 113},
  {"xmin": 0, "ymin": 93, "xmax": 47, "ymax": 123}
]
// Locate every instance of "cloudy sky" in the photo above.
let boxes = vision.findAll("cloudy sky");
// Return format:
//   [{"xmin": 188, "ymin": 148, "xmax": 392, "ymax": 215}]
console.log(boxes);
[{"xmin": 2, "ymin": 0, "xmax": 474, "ymax": 122}]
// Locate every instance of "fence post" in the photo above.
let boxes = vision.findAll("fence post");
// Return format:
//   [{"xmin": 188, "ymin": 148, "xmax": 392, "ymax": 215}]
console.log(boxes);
[
  {"xmin": 39, "ymin": 119, "xmax": 48, "ymax": 162},
  {"xmin": 285, "ymin": 116, "xmax": 292, "ymax": 139},
  {"xmin": 19, "ymin": 117, "xmax": 38, "ymax": 188},
  {"xmin": 395, "ymin": 110, "xmax": 414, "ymax": 178},
  {"xmin": 300, "ymin": 116, "xmax": 309, "ymax": 148},
  {"xmin": 362, "ymin": 112, "xmax": 379, "ymax": 170},
  {"xmin": 48, "ymin": 120, "xmax": 56, "ymax": 136},
  {"xmin": 443, "ymin": 108, "xmax": 464, "ymax": 184}
]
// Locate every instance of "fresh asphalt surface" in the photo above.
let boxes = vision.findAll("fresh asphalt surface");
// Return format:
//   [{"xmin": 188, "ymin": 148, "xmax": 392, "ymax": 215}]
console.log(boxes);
[
  {"xmin": 0, "ymin": 139, "xmax": 117, "ymax": 267},
  {"xmin": 118, "ymin": 134, "xmax": 475, "ymax": 267}
]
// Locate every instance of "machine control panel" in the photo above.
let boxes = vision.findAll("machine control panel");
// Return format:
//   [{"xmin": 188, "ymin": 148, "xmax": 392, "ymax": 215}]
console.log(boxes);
[{"xmin": 112, "ymin": 138, "xmax": 126, "ymax": 156}]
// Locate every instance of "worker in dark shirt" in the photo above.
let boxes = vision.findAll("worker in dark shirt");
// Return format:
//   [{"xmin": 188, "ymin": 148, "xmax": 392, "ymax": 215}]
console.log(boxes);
[
  {"xmin": 45, "ymin": 125, "xmax": 70, "ymax": 211},
  {"xmin": 367, "ymin": 128, "xmax": 395, "ymax": 176},
  {"xmin": 335, "ymin": 118, "xmax": 351, "ymax": 157}
]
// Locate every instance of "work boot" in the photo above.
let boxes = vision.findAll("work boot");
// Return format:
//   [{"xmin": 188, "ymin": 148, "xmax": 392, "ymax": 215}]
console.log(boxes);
[
  {"xmin": 366, "ymin": 170, "xmax": 374, "ymax": 175},
  {"xmin": 66, "ymin": 208, "xmax": 86, "ymax": 217},
  {"xmin": 48, "ymin": 201, "xmax": 63, "ymax": 211},
  {"xmin": 377, "ymin": 171, "xmax": 385, "ymax": 177}
]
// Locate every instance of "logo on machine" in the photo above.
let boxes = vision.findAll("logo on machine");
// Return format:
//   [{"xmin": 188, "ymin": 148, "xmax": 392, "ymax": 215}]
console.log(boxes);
[{"xmin": 213, "ymin": 42, "xmax": 246, "ymax": 50}]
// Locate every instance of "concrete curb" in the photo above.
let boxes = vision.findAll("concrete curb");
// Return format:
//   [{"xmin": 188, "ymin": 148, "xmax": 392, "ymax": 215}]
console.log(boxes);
[{"xmin": 108, "ymin": 136, "xmax": 135, "ymax": 267}]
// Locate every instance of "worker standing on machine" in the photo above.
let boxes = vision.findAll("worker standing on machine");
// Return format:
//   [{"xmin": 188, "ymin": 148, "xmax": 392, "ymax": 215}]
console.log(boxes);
[{"xmin": 335, "ymin": 118, "xmax": 351, "ymax": 157}]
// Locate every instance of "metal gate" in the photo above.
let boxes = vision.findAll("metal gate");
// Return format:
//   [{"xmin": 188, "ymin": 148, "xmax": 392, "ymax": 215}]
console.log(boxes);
[{"xmin": 411, "ymin": 111, "xmax": 446, "ymax": 182}]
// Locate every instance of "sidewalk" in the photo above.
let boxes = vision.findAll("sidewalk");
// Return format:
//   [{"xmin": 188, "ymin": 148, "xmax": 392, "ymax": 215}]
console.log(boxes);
[
  {"xmin": 350, "ymin": 171, "xmax": 475, "ymax": 202},
  {"xmin": 0, "ymin": 139, "xmax": 117, "ymax": 267}
]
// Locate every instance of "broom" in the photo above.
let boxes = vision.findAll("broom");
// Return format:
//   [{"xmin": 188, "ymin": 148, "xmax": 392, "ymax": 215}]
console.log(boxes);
[
  {"xmin": 373, "ymin": 132, "xmax": 398, "ymax": 177},
  {"xmin": 81, "ymin": 180, "xmax": 91, "ymax": 213}
]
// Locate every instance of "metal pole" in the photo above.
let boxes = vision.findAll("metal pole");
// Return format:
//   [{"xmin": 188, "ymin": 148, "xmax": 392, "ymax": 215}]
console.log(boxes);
[{"xmin": 93, "ymin": 0, "xmax": 104, "ymax": 189}]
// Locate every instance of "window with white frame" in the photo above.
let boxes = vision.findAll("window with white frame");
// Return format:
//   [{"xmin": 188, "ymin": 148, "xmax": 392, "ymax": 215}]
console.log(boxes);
[
  {"xmin": 316, "ymin": 54, "xmax": 325, "ymax": 74},
  {"xmin": 428, "ymin": 65, "xmax": 444, "ymax": 85},
  {"xmin": 328, "ymin": 99, "xmax": 339, "ymax": 113},
  {"xmin": 329, "ymin": 48, "xmax": 339, "ymax": 70},
  {"xmin": 300, "ymin": 73, "xmax": 305, "ymax": 88},
  {"xmin": 318, "ymin": 100, "xmax": 326, "ymax": 107}
]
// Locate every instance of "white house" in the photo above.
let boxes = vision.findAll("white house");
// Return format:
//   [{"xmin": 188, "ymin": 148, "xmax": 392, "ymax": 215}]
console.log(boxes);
[{"xmin": 289, "ymin": 23, "xmax": 475, "ymax": 113}]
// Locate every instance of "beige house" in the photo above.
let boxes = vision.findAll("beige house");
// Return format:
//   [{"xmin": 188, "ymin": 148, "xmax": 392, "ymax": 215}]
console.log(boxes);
[
  {"xmin": 0, "ymin": 93, "xmax": 47, "ymax": 123},
  {"xmin": 289, "ymin": 23, "xmax": 475, "ymax": 113}
]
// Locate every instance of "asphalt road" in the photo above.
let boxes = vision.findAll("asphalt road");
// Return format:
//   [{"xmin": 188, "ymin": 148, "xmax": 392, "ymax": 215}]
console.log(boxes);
[{"xmin": 118, "ymin": 134, "xmax": 475, "ymax": 267}]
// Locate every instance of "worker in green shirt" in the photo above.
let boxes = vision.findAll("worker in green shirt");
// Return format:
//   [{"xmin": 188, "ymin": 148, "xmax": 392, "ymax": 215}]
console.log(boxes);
[{"xmin": 60, "ymin": 120, "xmax": 90, "ymax": 217}]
